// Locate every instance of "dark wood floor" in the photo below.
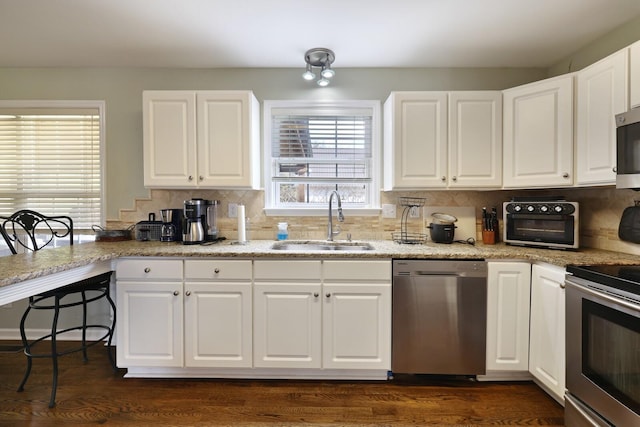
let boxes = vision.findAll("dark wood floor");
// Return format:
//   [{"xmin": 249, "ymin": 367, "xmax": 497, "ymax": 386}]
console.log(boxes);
[{"xmin": 0, "ymin": 342, "xmax": 564, "ymax": 426}]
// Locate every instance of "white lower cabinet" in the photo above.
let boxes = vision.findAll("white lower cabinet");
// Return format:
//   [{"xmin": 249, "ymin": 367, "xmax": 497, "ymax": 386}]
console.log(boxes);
[
  {"xmin": 253, "ymin": 259, "xmax": 391, "ymax": 371},
  {"xmin": 484, "ymin": 261, "xmax": 531, "ymax": 376},
  {"xmin": 323, "ymin": 260, "xmax": 392, "ymax": 370},
  {"xmin": 116, "ymin": 258, "xmax": 252, "ymax": 369},
  {"xmin": 116, "ymin": 259, "xmax": 184, "ymax": 367},
  {"xmin": 116, "ymin": 257, "xmax": 391, "ymax": 378},
  {"xmin": 529, "ymin": 263, "xmax": 566, "ymax": 404},
  {"xmin": 184, "ymin": 260, "xmax": 253, "ymax": 368}
]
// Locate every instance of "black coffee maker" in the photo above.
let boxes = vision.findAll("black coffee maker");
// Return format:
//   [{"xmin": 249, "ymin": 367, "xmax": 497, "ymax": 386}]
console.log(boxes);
[
  {"xmin": 159, "ymin": 208, "xmax": 183, "ymax": 242},
  {"xmin": 183, "ymin": 199, "xmax": 219, "ymax": 244}
]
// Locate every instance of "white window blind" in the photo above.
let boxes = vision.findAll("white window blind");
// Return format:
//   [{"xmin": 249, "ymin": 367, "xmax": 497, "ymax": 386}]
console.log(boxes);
[
  {"xmin": 265, "ymin": 101, "xmax": 379, "ymax": 212},
  {"xmin": 0, "ymin": 103, "xmax": 104, "ymax": 229}
]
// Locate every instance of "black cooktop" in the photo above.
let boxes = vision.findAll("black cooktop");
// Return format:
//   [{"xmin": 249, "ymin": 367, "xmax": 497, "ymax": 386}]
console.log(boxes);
[{"xmin": 567, "ymin": 264, "xmax": 640, "ymax": 296}]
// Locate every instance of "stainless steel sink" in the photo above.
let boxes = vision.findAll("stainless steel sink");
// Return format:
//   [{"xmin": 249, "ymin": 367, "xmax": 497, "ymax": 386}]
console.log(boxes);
[{"xmin": 270, "ymin": 241, "xmax": 374, "ymax": 252}]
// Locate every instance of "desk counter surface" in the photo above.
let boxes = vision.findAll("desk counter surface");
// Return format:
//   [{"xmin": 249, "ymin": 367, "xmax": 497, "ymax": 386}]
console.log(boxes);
[{"xmin": 2, "ymin": 239, "xmax": 639, "ymax": 288}]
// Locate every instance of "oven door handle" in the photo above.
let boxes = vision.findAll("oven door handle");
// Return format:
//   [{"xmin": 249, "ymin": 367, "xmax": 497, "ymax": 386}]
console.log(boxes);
[{"xmin": 566, "ymin": 279, "xmax": 640, "ymax": 313}]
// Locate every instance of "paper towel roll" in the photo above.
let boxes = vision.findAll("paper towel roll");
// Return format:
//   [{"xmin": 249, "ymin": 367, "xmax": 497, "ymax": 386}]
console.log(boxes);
[{"xmin": 237, "ymin": 205, "xmax": 246, "ymax": 243}]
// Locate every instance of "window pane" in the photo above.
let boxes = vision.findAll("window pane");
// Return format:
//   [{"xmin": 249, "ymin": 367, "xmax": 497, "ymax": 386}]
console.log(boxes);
[
  {"xmin": 0, "ymin": 104, "xmax": 104, "ymax": 229},
  {"xmin": 266, "ymin": 101, "xmax": 379, "ymax": 211},
  {"xmin": 277, "ymin": 183, "xmax": 369, "ymax": 206}
]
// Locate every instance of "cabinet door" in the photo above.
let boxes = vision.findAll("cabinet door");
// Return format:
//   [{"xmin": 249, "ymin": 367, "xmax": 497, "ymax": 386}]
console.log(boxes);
[
  {"xmin": 631, "ymin": 41, "xmax": 640, "ymax": 109},
  {"xmin": 383, "ymin": 92, "xmax": 448, "ymax": 189},
  {"xmin": 448, "ymin": 92, "xmax": 502, "ymax": 188},
  {"xmin": 322, "ymin": 283, "xmax": 391, "ymax": 369},
  {"xmin": 576, "ymin": 49, "xmax": 628, "ymax": 185},
  {"xmin": 116, "ymin": 281, "xmax": 183, "ymax": 367},
  {"xmin": 503, "ymin": 76, "xmax": 574, "ymax": 188},
  {"xmin": 184, "ymin": 282, "xmax": 252, "ymax": 367},
  {"xmin": 196, "ymin": 91, "xmax": 260, "ymax": 189},
  {"xmin": 253, "ymin": 283, "xmax": 322, "ymax": 368},
  {"xmin": 486, "ymin": 262, "xmax": 531, "ymax": 372},
  {"xmin": 143, "ymin": 91, "xmax": 197, "ymax": 188},
  {"xmin": 529, "ymin": 264, "xmax": 566, "ymax": 403}
]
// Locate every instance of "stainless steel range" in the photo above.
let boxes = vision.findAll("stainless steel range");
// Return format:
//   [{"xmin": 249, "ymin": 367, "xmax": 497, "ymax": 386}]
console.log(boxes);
[{"xmin": 565, "ymin": 265, "xmax": 640, "ymax": 426}]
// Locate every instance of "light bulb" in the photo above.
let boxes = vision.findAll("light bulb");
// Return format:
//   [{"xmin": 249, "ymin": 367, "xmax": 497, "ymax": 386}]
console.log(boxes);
[
  {"xmin": 321, "ymin": 66, "xmax": 335, "ymax": 79},
  {"xmin": 302, "ymin": 64, "xmax": 315, "ymax": 81},
  {"xmin": 317, "ymin": 77, "xmax": 330, "ymax": 87}
]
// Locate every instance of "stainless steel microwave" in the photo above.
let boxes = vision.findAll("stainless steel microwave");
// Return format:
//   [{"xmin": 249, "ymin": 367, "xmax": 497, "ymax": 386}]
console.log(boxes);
[{"xmin": 616, "ymin": 107, "xmax": 640, "ymax": 189}]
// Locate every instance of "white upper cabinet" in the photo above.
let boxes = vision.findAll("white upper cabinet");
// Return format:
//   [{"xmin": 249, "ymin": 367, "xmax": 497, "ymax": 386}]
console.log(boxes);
[
  {"xmin": 631, "ymin": 40, "xmax": 640, "ymax": 109},
  {"xmin": 383, "ymin": 91, "xmax": 502, "ymax": 189},
  {"xmin": 576, "ymin": 49, "xmax": 628, "ymax": 185},
  {"xmin": 503, "ymin": 75, "xmax": 574, "ymax": 188},
  {"xmin": 384, "ymin": 91, "xmax": 448, "ymax": 189},
  {"xmin": 143, "ymin": 91, "xmax": 197, "ymax": 188},
  {"xmin": 448, "ymin": 92, "xmax": 502, "ymax": 188},
  {"xmin": 143, "ymin": 90, "xmax": 260, "ymax": 189}
]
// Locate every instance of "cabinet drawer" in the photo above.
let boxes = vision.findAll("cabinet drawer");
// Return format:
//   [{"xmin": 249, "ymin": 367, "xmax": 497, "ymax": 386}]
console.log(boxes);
[
  {"xmin": 184, "ymin": 259, "xmax": 252, "ymax": 280},
  {"xmin": 116, "ymin": 258, "xmax": 183, "ymax": 280},
  {"xmin": 254, "ymin": 260, "xmax": 321, "ymax": 280},
  {"xmin": 323, "ymin": 260, "xmax": 391, "ymax": 282}
]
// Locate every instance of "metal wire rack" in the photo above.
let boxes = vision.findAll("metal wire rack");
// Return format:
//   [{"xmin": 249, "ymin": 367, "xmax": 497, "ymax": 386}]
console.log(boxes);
[{"xmin": 392, "ymin": 197, "xmax": 427, "ymax": 244}]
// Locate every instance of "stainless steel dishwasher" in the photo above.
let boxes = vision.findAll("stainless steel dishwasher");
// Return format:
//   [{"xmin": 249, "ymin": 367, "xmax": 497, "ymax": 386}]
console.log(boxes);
[{"xmin": 392, "ymin": 259, "xmax": 487, "ymax": 376}]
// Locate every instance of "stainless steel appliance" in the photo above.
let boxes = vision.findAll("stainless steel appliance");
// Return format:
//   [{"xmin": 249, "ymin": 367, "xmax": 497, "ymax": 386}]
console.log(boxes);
[
  {"xmin": 392, "ymin": 259, "xmax": 487, "ymax": 375},
  {"xmin": 503, "ymin": 198, "xmax": 579, "ymax": 250},
  {"xmin": 565, "ymin": 265, "xmax": 640, "ymax": 426},
  {"xmin": 183, "ymin": 199, "xmax": 206, "ymax": 244},
  {"xmin": 616, "ymin": 107, "xmax": 640, "ymax": 189}
]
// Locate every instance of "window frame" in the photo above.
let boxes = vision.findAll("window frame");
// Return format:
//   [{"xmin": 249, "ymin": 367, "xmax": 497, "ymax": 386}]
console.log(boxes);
[
  {"xmin": 0, "ymin": 100, "xmax": 107, "ymax": 229},
  {"xmin": 263, "ymin": 99, "xmax": 381, "ymax": 216}
]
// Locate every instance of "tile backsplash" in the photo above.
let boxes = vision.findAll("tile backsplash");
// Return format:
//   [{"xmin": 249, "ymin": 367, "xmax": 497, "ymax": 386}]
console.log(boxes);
[{"xmin": 109, "ymin": 187, "xmax": 640, "ymax": 256}]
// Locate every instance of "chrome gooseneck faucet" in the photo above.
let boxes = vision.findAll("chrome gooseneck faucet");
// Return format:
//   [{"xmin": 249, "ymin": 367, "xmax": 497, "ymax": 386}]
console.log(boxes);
[{"xmin": 327, "ymin": 190, "xmax": 344, "ymax": 241}]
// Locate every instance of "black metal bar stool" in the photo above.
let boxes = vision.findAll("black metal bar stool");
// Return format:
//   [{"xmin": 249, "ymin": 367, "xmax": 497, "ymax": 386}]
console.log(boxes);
[{"xmin": 0, "ymin": 209, "xmax": 116, "ymax": 407}]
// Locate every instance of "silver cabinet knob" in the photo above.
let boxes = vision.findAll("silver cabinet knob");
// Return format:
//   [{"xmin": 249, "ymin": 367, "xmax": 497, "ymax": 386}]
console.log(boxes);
[
  {"xmin": 313, "ymin": 293, "xmax": 319, "ymax": 298},
  {"xmin": 441, "ymin": 176, "xmax": 446, "ymax": 182},
  {"xmin": 173, "ymin": 290, "xmax": 179, "ymax": 296},
  {"xmin": 144, "ymin": 267, "xmax": 151, "ymax": 273},
  {"xmin": 214, "ymin": 268, "xmax": 220, "ymax": 274},
  {"xmin": 325, "ymin": 293, "xmax": 331, "ymax": 298},
  {"xmin": 188, "ymin": 175, "xmax": 194, "ymax": 181},
  {"xmin": 185, "ymin": 291, "xmax": 191, "ymax": 296},
  {"xmin": 613, "ymin": 167, "xmax": 617, "ymax": 173},
  {"xmin": 199, "ymin": 176, "xmax": 204, "ymax": 181},
  {"xmin": 563, "ymin": 173, "xmax": 569, "ymax": 179},
  {"xmin": 452, "ymin": 176, "xmax": 457, "ymax": 182}
]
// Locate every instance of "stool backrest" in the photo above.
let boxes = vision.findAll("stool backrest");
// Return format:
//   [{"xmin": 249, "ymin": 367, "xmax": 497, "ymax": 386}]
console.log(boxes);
[{"xmin": 0, "ymin": 210, "xmax": 73, "ymax": 254}]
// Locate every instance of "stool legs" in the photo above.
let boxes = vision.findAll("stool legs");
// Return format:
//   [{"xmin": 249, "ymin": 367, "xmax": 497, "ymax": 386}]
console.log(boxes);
[
  {"xmin": 48, "ymin": 294, "xmax": 62, "ymax": 408},
  {"xmin": 16, "ymin": 281, "xmax": 116, "ymax": 408},
  {"xmin": 17, "ymin": 302, "xmax": 33, "ymax": 394}
]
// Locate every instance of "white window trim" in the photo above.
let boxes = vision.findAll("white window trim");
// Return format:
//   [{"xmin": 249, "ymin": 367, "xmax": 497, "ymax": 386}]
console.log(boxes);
[
  {"xmin": 263, "ymin": 99, "xmax": 381, "ymax": 217},
  {"xmin": 0, "ymin": 100, "xmax": 107, "ymax": 227}
]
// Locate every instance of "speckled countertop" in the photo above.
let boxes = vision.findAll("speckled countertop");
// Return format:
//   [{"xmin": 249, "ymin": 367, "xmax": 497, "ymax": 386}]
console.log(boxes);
[{"xmin": 2, "ymin": 239, "xmax": 639, "ymax": 288}]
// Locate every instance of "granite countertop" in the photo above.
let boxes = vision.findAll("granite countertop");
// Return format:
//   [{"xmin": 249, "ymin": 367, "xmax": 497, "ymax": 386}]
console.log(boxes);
[{"xmin": 2, "ymin": 239, "xmax": 639, "ymax": 288}]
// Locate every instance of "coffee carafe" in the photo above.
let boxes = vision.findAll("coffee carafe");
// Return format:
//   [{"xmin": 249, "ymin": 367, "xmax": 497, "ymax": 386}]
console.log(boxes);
[
  {"xmin": 183, "ymin": 199, "xmax": 206, "ymax": 244},
  {"xmin": 160, "ymin": 208, "xmax": 183, "ymax": 242}
]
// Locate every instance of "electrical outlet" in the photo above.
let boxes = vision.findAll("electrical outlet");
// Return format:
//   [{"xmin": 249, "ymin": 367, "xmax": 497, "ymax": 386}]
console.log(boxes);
[
  {"xmin": 409, "ymin": 206, "xmax": 421, "ymax": 218},
  {"xmin": 381, "ymin": 204, "xmax": 396, "ymax": 218},
  {"xmin": 228, "ymin": 203, "xmax": 238, "ymax": 218}
]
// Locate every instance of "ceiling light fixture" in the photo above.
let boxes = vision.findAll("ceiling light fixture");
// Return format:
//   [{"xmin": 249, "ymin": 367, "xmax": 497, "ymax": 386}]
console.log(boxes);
[{"xmin": 303, "ymin": 48, "xmax": 335, "ymax": 87}]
